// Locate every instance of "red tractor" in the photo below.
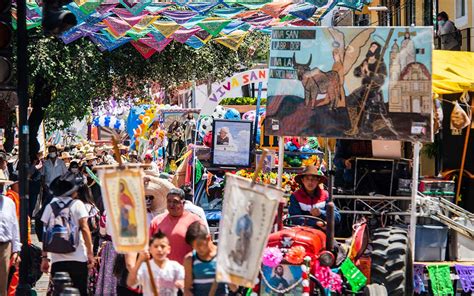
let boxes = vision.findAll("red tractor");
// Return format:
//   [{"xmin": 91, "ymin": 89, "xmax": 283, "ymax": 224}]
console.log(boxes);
[{"xmin": 258, "ymin": 209, "xmax": 413, "ymax": 295}]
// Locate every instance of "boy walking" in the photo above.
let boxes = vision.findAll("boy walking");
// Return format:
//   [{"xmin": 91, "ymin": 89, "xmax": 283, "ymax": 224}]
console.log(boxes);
[{"xmin": 127, "ymin": 231, "xmax": 184, "ymax": 296}]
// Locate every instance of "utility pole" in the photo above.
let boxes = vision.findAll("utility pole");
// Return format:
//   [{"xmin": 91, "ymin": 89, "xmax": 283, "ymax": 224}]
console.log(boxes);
[{"xmin": 15, "ymin": 0, "xmax": 31, "ymax": 293}]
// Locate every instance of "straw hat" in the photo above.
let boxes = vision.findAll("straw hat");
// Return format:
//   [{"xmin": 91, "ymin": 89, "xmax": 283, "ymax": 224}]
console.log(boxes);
[
  {"xmin": 144, "ymin": 171, "xmax": 176, "ymax": 214},
  {"xmin": 84, "ymin": 153, "xmax": 97, "ymax": 162},
  {"xmin": 118, "ymin": 144, "xmax": 129, "ymax": 150},
  {"xmin": 0, "ymin": 170, "xmax": 13, "ymax": 185},
  {"xmin": 60, "ymin": 152, "xmax": 72, "ymax": 160},
  {"xmin": 294, "ymin": 165, "xmax": 327, "ymax": 185}
]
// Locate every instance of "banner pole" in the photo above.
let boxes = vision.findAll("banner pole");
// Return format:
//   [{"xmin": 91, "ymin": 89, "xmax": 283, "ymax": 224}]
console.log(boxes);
[
  {"xmin": 277, "ymin": 136, "xmax": 284, "ymax": 188},
  {"xmin": 409, "ymin": 142, "xmax": 422, "ymax": 257},
  {"xmin": 253, "ymin": 82, "xmax": 263, "ymax": 144}
]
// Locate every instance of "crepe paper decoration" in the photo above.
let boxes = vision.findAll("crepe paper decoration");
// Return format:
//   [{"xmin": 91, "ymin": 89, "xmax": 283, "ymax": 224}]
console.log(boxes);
[
  {"xmin": 180, "ymin": 15, "xmax": 206, "ymax": 29},
  {"xmin": 139, "ymin": 36, "xmax": 172, "ymax": 53},
  {"xmin": 455, "ymin": 265, "xmax": 474, "ymax": 293},
  {"xmin": 198, "ymin": 18, "xmax": 231, "ymax": 36},
  {"xmin": 194, "ymin": 29, "xmax": 212, "ymax": 43},
  {"xmin": 232, "ymin": 9, "xmax": 259, "ymax": 19},
  {"xmin": 214, "ymin": 30, "xmax": 247, "ymax": 51},
  {"xmin": 236, "ymin": 2, "xmax": 267, "ymax": 10},
  {"xmin": 427, "ymin": 265, "xmax": 453, "ymax": 296},
  {"xmin": 340, "ymin": 258, "xmax": 366, "ymax": 292},
  {"xmin": 78, "ymin": 0, "xmax": 104, "ymax": 15},
  {"xmin": 413, "ymin": 264, "xmax": 426, "ymax": 294},
  {"xmin": 187, "ymin": 2, "xmax": 218, "ymax": 16},
  {"xmin": 260, "ymin": 1, "xmax": 292, "ymax": 18},
  {"xmin": 313, "ymin": 260, "xmax": 342, "ymax": 293},
  {"xmin": 149, "ymin": 29, "xmax": 166, "ymax": 41},
  {"xmin": 172, "ymin": 27, "xmax": 201, "ymax": 43},
  {"xmin": 60, "ymin": 28, "xmax": 84, "ymax": 44},
  {"xmin": 186, "ymin": 34, "xmax": 208, "ymax": 47},
  {"xmin": 145, "ymin": 3, "xmax": 173, "ymax": 14},
  {"xmin": 288, "ymin": 3, "xmax": 317, "ymax": 20},
  {"xmin": 152, "ymin": 21, "xmax": 181, "ymax": 38},
  {"xmin": 95, "ymin": 3, "xmax": 118, "ymax": 14},
  {"xmin": 113, "ymin": 8, "xmax": 149, "ymax": 26},
  {"xmin": 131, "ymin": 40, "xmax": 157, "ymax": 59},
  {"xmin": 131, "ymin": 15, "xmax": 160, "ymax": 32},
  {"xmin": 103, "ymin": 16, "xmax": 132, "ymax": 37},
  {"xmin": 284, "ymin": 245, "xmax": 306, "ymax": 265},
  {"xmin": 89, "ymin": 33, "xmax": 131, "ymax": 52},
  {"xmin": 213, "ymin": 6, "xmax": 247, "ymax": 18},
  {"xmin": 261, "ymin": 247, "xmax": 283, "ymax": 268},
  {"xmin": 126, "ymin": 28, "xmax": 153, "ymax": 40},
  {"xmin": 162, "ymin": 10, "xmax": 198, "ymax": 25},
  {"xmin": 221, "ymin": 20, "xmax": 250, "ymax": 35},
  {"xmin": 119, "ymin": 0, "xmax": 152, "ymax": 16}
]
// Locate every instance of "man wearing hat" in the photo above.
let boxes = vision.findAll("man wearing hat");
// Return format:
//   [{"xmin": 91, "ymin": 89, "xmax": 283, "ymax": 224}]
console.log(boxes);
[
  {"xmin": 289, "ymin": 166, "xmax": 341, "ymax": 227},
  {"xmin": 0, "ymin": 171, "xmax": 21, "ymax": 295},
  {"xmin": 60, "ymin": 151, "xmax": 73, "ymax": 168},
  {"xmin": 40, "ymin": 173, "xmax": 95, "ymax": 296}
]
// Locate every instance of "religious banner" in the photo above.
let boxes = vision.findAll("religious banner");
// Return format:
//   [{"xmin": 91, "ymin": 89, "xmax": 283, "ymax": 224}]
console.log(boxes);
[
  {"xmin": 265, "ymin": 27, "xmax": 434, "ymax": 142},
  {"xmin": 216, "ymin": 174, "xmax": 283, "ymax": 287},
  {"xmin": 99, "ymin": 168, "xmax": 148, "ymax": 253}
]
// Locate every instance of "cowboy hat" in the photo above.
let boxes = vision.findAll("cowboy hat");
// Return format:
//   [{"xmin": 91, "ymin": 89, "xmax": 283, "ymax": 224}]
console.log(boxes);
[
  {"xmin": 60, "ymin": 152, "xmax": 72, "ymax": 160},
  {"xmin": 0, "ymin": 170, "xmax": 13, "ymax": 185},
  {"xmin": 294, "ymin": 165, "xmax": 328, "ymax": 185},
  {"xmin": 84, "ymin": 152, "xmax": 97, "ymax": 162}
]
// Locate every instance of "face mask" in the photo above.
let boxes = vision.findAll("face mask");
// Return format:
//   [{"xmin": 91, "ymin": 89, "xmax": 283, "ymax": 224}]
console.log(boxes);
[
  {"xmin": 438, "ymin": 20, "xmax": 446, "ymax": 26},
  {"xmin": 71, "ymin": 168, "xmax": 79, "ymax": 173},
  {"xmin": 49, "ymin": 152, "xmax": 57, "ymax": 158}
]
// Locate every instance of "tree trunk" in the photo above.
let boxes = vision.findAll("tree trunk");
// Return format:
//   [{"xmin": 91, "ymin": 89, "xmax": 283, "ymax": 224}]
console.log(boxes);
[{"xmin": 28, "ymin": 76, "xmax": 52, "ymax": 157}]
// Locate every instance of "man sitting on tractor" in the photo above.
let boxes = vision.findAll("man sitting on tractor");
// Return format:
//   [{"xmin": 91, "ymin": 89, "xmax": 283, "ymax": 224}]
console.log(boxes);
[{"xmin": 288, "ymin": 166, "xmax": 341, "ymax": 227}]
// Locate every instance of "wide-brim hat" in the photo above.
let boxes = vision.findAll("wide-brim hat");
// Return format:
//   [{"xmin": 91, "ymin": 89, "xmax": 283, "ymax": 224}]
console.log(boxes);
[
  {"xmin": 84, "ymin": 153, "xmax": 97, "ymax": 161},
  {"xmin": 294, "ymin": 165, "xmax": 327, "ymax": 185},
  {"xmin": 60, "ymin": 152, "xmax": 72, "ymax": 159},
  {"xmin": 0, "ymin": 170, "xmax": 13, "ymax": 185}
]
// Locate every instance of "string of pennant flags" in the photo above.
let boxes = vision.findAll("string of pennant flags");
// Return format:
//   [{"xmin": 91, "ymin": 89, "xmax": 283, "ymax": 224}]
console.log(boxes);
[{"xmin": 12, "ymin": 0, "xmax": 371, "ymax": 58}]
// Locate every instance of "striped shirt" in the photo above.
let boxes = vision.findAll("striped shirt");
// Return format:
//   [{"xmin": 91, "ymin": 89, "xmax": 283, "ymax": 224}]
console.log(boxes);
[{"xmin": 192, "ymin": 251, "xmax": 227, "ymax": 295}]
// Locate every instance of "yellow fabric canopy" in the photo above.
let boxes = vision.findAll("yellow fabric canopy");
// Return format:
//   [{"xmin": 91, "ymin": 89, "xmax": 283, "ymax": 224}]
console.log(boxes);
[{"xmin": 432, "ymin": 50, "xmax": 474, "ymax": 95}]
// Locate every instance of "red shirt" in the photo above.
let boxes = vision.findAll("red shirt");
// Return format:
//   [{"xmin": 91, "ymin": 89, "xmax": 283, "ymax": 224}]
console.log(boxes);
[{"xmin": 149, "ymin": 211, "xmax": 202, "ymax": 264}]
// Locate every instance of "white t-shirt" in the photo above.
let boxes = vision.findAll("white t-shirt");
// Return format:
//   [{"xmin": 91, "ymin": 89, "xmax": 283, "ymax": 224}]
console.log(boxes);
[
  {"xmin": 137, "ymin": 259, "xmax": 184, "ymax": 296},
  {"xmin": 41, "ymin": 197, "xmax": 89, "ymax": 263}
]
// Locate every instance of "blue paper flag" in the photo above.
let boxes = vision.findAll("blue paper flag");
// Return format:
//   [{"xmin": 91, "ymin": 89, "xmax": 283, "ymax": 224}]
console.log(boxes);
[
  {"xmin": 288, "ymin": 3, "xmax": 317, "ymax": 20},
  {"xmin": 186, "ymin": 35, "xmax": 205, "ymax": 49}
]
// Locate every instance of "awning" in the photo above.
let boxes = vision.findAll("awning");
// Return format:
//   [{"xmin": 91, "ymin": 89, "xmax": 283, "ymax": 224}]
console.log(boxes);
[{"xmin": 433, "ymin": 50, "xmax": 474, "ymax": 95}]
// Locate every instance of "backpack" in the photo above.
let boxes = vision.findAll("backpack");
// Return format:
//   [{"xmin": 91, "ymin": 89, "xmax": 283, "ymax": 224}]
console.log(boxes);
[
  {"xmin": 450, "ymin": 21, "xmax": 462, "ymax": 46},
  {"xmin": 42, "ymin": 199, "xmax": 79, "ymax": 254}
]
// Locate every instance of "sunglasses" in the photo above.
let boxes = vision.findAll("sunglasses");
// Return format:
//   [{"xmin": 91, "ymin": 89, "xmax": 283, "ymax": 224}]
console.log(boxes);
[{"xmin": 145, "ymin": 195, "xmax": 154, "ymax": 201}]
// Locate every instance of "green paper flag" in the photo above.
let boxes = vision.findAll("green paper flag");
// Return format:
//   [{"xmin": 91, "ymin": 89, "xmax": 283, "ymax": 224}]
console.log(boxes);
[
  {"xmin": 340, "ymin": 258, "xmax": 367, "ymax": 292},
  {"xmin": 195, "ymin": 159, "xmax": 204, "ymax": 184},
  {"xmin": 198, "ymin": 18, "xmax": 231, "ymax": 37},
  {"xmin": 427, "ymin": 265, "xmax": 453, "ymax": 296}
]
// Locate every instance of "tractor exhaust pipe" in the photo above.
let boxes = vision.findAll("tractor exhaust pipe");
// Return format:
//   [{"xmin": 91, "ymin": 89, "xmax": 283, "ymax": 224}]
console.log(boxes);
[{"xmin": 326, "ymin": 170, "xmax": 335, "ymax": 252}]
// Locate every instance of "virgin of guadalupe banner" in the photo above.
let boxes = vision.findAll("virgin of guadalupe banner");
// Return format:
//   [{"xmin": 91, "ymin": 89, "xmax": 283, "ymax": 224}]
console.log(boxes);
[
  {"xmin": 216, "ymin": 174, "xmax": 283, "ymax": 287},
  {"xmin": 265, "ymin": 27, "xmax": 433, "ymax": 142},
  {"xmin": 99, "ymin": 168, "xmax": 148, "ymax": 253}
]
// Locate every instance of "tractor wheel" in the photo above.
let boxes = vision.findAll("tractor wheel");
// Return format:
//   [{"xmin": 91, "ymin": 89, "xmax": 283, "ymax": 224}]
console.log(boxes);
[
  {"xmin": 363, "ymin": 283, "xmax": 387, "ymax": 295},
  {"xmin": 370, "ymin": 227, "xmax": 413, "ymax": 296}
]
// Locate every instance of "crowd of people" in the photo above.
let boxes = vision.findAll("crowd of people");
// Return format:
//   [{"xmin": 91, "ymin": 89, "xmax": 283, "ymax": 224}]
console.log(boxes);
[{"xmin": 0, "ymin": 139, "xmax": 336, "ymax": 296}]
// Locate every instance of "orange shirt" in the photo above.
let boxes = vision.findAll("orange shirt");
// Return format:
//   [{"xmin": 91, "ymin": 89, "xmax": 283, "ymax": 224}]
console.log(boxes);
[{"xmin": 6, "ymin": 189, "xmax": 31, "ymax": 244}]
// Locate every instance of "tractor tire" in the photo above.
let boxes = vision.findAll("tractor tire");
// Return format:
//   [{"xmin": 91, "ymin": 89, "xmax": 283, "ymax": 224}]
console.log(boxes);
[
  {"xmin": 370, "ymin": 227, "xmax": 413, "ymax": 296},
  {"xmin": 363, "ymin": 283, "xmax": 387, "ymax": 295}
]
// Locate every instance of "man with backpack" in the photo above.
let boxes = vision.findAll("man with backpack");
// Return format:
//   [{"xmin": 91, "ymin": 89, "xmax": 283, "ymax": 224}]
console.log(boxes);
[
  {"xmin": 40, "ymin": 173, "xmax": 95, "ymax": 296},
  {"xmin": 437, "ymin": 11, "xmax": 462, "ymax": 50}
]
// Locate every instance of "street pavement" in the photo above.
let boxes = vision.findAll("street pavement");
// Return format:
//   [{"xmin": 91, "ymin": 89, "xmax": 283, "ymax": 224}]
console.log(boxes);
[{"xmin": 31, "ymin": 225, "xmax": 48, "ymax": 296}]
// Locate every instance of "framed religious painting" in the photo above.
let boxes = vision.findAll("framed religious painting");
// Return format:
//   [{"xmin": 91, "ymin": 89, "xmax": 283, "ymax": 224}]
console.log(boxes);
[{"xmin": 99, "ymin": 168, "xmax": 147, "ymax": 253}]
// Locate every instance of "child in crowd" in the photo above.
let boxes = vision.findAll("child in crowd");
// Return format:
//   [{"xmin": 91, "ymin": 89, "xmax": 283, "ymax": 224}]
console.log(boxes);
[
  {"xmin": 127, "ymin": 231, "xmax": 184, "ymax": 296},
  {"xmin": 184, "ymin": 222, "xmax": 234, "ymax": 296}
]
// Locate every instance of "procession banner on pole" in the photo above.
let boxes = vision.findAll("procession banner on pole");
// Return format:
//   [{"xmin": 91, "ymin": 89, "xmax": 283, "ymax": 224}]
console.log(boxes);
[
  {"xmin": 216, "ymin": 173, "xmax": 283, "ymax": 287},
  {"xmin": 265, "ymin": 26, "xmax": 433, "ymax": 143},
  {"xmin": 99, "ymin": 168, "xmax": 148, "ymax": 253}
]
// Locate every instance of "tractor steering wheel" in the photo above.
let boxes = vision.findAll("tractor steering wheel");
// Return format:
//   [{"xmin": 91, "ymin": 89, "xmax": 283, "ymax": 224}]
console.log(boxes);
[{"xmin": 283, "ymin": 215, "xmax": 327, "ymax": 230}]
